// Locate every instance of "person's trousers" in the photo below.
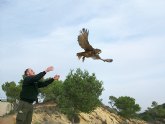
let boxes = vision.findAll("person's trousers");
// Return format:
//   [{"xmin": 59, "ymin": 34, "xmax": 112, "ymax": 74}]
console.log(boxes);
[{"xmin": 16, "ymin": 100, "xmax": 33, "ymax": 124}]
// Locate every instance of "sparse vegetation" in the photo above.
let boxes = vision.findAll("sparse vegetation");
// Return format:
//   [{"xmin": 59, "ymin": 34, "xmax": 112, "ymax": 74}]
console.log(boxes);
[
  {"xmin": 109, "ymin": 96, "xmax": 141, "ymax": 118},
  {"xmin": 1, "ymin": 68, "xmax": 164, "ymax": 123},
  {"xmin": 58, "ymin": 68, "xmax": 104, "ymax": 123},
  {"xmin": 139, "ymin": 101, "xmax": 165, "ymax": 124}
]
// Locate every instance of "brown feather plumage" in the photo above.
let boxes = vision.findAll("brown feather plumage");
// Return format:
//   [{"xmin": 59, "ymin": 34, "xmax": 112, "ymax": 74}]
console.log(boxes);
[{"xmin": 77, "ymin": 28, "xmax": 113, "ymax": 63}]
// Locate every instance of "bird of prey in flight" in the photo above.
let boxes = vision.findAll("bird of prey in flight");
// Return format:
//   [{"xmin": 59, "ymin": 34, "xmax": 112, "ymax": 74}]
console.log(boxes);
[{"xmin": 77, "ymin": 28, "xmax": 113, "ymax": 63}]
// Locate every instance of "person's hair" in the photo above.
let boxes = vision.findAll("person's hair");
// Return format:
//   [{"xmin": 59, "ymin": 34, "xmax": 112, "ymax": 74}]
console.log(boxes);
[{"xmin": 24, "ymin": 68, "xmax": 29, "ymax": 76}]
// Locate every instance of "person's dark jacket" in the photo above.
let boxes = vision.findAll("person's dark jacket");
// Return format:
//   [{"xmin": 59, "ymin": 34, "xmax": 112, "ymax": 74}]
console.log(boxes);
[{"xmin": 20, "ymin": 71, "xmax": 54, "ymax": 103}]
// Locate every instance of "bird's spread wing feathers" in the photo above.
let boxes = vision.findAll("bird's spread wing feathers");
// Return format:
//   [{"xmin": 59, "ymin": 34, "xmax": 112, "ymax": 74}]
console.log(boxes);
[
  {"xmin": 91, "ymin": 55, "xmax": 101, "ymax": 60},
  {"xmin": 92, "ymin": 55, "xmax": 113, "ymax": 62},
  {"xmin": 77, "ymin": 28, "xmax": 94, "ymax": 51},
  {"xmin": 77, "ymin": 28, "xmax": 113, "ymax": 63}
]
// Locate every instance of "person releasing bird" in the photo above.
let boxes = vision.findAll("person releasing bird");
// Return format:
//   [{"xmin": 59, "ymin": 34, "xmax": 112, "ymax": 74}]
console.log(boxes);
[{"xmin": 77, "ymin": 28, "xmax": 113, "ymax": 63}]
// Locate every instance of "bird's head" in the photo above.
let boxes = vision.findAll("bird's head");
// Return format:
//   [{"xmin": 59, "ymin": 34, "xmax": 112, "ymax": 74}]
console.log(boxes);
[{"xmin": 94, "ymin": 49, "xmax": 101, "ymax": 54}]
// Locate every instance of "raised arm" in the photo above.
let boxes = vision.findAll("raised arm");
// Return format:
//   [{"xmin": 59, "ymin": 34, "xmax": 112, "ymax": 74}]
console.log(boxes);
[
  {"xmin": 23, "ymin": 66, "xmax": 54, "ymax": 85},
  {"xmin": 38, "ymin": 75, "xmax": 60, "ymax": 88}
]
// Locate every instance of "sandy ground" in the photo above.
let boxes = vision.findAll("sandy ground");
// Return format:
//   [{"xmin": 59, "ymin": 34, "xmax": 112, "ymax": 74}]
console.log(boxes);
[
  {"xmin": 0, "ymin": 102, "xmax": 15, "ymax": 124},
  {"xmin": 0, "ymin": 115, "xmax": 16, "ymax": 124},
  {"xmin": 0, "ymin": 102, "xmax": 147, "ymax": 124}
]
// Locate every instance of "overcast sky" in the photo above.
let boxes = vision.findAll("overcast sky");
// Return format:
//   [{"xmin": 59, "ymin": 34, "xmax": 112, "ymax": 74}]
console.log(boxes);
[{"xmin": 0, "ymin": 0, "xmax": 165, "ymax": 111}]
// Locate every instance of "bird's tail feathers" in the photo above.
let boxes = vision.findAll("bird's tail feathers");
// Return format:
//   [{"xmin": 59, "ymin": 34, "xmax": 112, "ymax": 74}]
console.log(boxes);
[{"xmin": 77, "ymin": 53, "xmax": 82, "ymax": 59}]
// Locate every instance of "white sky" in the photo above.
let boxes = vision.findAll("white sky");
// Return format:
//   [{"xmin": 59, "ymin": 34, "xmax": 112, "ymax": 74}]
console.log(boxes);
[{"xmin": 0, "ymin": 0, "xmax": 165, "ymax": 111}]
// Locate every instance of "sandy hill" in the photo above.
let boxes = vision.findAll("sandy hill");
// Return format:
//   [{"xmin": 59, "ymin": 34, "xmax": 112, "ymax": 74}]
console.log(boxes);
[
  {"xmin": 32, "ymin": 102, "xmax": 147, "ymax": 124},
  {"xmin": 0, "ymin": 101, "xmax": 147, "ymax": 124}
]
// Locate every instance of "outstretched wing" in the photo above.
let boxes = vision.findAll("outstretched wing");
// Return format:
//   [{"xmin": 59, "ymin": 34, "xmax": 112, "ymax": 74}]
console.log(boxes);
[
  {"xmin": 77, "ymin": 28, "xmax": 94, "ymax": 51},
  {"xmin": 92, "ymin": 54, "xmax": 101, "ymax": 60},
  {"xmin": 92, "ymin": 55, "xmax": 113, "ymax": 62}
]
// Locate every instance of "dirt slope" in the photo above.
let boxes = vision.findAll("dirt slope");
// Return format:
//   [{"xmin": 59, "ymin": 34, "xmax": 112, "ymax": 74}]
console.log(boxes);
[{"xmin": 0, "ymin": 102, "xmax": 147, "ymax": 124}]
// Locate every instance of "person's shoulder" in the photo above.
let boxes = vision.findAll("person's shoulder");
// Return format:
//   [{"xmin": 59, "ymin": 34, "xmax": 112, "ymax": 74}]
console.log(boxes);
[{"xmin": 24, "ymin": 75, "xmax": 34, "ymax": 81}]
